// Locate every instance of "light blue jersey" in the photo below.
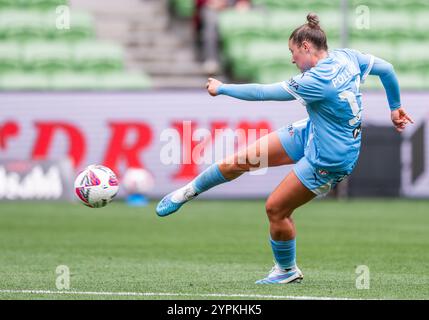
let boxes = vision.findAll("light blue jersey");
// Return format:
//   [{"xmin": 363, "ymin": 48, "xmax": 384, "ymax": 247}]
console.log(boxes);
[
  {"xmin": 217, "ymin": 48, "xmax": 401, "ymax": 194},
  {"xmin": 282, "ymin": 48, "xmax": 373, "ymax": 171}
]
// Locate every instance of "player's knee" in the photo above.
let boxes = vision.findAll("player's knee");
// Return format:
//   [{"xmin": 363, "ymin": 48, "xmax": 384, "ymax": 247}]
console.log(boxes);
[
  {"xmin": 265, "ymin": 201, "xmax": 281, "ymax": 221},
  {"xmin": 265, "ymin": 199, "xmax": 293, "ymax": 221}
]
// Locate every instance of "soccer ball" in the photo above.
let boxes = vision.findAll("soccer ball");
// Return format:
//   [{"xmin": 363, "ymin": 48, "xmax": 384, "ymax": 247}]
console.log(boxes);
[
  {"xmin": 74, "ymin": 164, "xmax": 119, "ymax": 208},
  {"xmin": 122, "ymin": 168, "xmax": 154, "ymax": 195}
]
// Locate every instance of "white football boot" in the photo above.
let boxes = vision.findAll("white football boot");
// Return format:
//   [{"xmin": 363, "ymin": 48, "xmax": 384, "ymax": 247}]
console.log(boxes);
[{"xmin": 255, "ymin": 264, "xmax": 303, "ymax": 284}]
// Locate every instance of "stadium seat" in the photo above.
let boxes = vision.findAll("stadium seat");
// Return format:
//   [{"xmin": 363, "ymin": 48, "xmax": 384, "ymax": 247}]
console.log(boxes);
[
  {"xmin": 49, "ymin": 72, "xmax": 99, "ymax": 90},
  {"xmin": 267, "ymin": 10, "xmax": 341, "ymax": 40},
  {"xmin": 24, "ymin": 0, "xmax": 67, "ymax": 9},
  {"xmin": 219, "ymin": 8, "xmax": 344, "ymax": 82},
  {"xmin": 0, "ymin": 72, "xmax": 50, "ymax": 90},
  {"xmin": 0, "ymin": 0, "xmax": 12, "ymax": 8},
  {"xmin": 49, "ymin": 72, "xmax": 152, "ymax": 91},
  {"xmin": 0, "ymin": 5, "xmax": 153, "ymax": 91},
  {"xmin": 350, "ymin": 0, "xmax": 429, "ymax": 10},
  {"xmin": 266, "ymin": 11, "xmax": 310, "ymax": 38},
  {"xmin": 348, "ymin": 40, "xmax": 396, "ymax": 62},
  {"xmin": 45, "ymin": 11, "xmax": 95, "ymax": 41},
  {"xmin": 349, "ymin": 40, "xmax": 429, "ymax": 73},
  {"xmin": 218, "ymin": 9, "xmax": 267, "ymax": 50},
  {"xmin": 254, "ymin": 62, "xmax": 299, "ymax": 83},
  {"xmin": 170, "ymin": 0, "xmax": 194, "ymax": 18},
  {"xmin": 0, "ymin": 0, "xmax": 67, "ymax": 9},
  {"xmin": 72, "ymin": 42, "xmax": 124, "ymax": 72},
  {"xmin": 22, "ymin": 41, "xmax": 72, "ymax": 72},
  {"xmin": 363, "ymin": 71, "xmax": 428, "ymax": 90},
  {"xmin": 0, "ymin": 10, "xmax": 94, "ymax": 41},
  {"xmin": 0, "ymin": 42, "xmax": 22, "ymax": 71},
  {"xmin": 396, "ymin": 42, "xmax": 429, "ymax": 72},
  {"xmin": 397, "ymin": 73, "xmax": 428, "ymax": 90},
  {"xmin": 412, "ymin": 10, "xmax": 429, "ymax": 39},
  {"xmin": 252, "ymin": 0, "xmax": 341, "ymax": 10},
  {"xmin": 0, "ymin": 10, "xmax": 43, "ymax": 40},
  {"xmin": 349, "ymin": 10, "xmax": 413, "ymax": 40},
  {"xmin": 98, "ymin": 72, "xmax": 152, "ymax": 90},
  {"xmin": 240, "ymin": 41, "xmax": 292, "ymax": 80}
]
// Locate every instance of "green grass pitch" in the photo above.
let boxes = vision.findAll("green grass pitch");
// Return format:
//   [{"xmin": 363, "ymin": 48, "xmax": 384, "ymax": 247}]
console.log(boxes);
[{"xmin": 0, "ymin": 199, "xmax": 427, "ymax": 300}]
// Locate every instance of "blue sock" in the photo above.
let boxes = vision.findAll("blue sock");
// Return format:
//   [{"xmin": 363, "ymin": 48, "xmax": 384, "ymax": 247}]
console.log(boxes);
[
  {"xmin": 270, "ymin": 237, "xmax": 296, "ymax": 270},
  {"xmin": 192, "ymin": 164, "xmax": 228, "ymax": 194}
]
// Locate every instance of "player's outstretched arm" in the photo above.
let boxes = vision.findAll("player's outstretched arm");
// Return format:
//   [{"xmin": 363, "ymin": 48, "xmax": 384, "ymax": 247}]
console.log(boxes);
[
  {"xmin": 369, "ymin": 57, "xmax": 414, "ymax": 132},
  {"xmin": 206, "ymin": 78, "xmax": 295, "ymax": 101}
]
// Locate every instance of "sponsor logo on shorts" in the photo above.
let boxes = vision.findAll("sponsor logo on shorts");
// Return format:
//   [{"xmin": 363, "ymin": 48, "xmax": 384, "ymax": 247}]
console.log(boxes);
[
  {"xmin": 318, "ymin": 169, "xmax": 329, "ymax": 176},
  {"xmin": 353, "ymin": 124, "xmax": 362, "ymax": 139},
  {"xmin": 287, "ymin": 124, "xmax": 294, "ymax": 136}
]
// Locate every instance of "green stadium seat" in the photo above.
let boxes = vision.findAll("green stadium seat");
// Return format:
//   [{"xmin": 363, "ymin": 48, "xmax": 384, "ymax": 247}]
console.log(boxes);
[
  {"xmin": 218, "ymin": 9, "xmax": 267, "ymax": 50},
  {"xmin": 219, "ymin": 9, "xmax": 266, "ymax": 35},
  {"xmin": 351, "ymin": 0, "xmax": 429, "ymax": 10},
  {"xmin": 0, "ymin": 6, "xmax": 153, "ymax": 92},
  {"xmin": 242, "ymin": 41, "xmax": 292, "ymax": 79},
  {"xmin": 267, "ymin": 10, "xmax": 342, "ymax": 40},
  {"xmin": 99, "ymin": 72, "xmax": 152, "ymax": 90},
  {"xmin": 396, "ymin": 42, "xmax": 429, "ymax": 72},
  {"xmin": 0, "ymin": 71, "xmax": 49, "ymax": 90},
  {"xmin": 0, "ymin": 42, "xmax": 22, "ymax": 71},
  {"xmin": 254, "ymin": 68, "xmax": 291, "ymax": 84},
  {"xmin": 0, "ymin": 10, "xmax": 95, "ymax": 41},
  {"xmin": 49, "ymin": 72, "xmax": 152, "ymax": 91},
  {"xmin": 266, "ymin": 11, "xmax": 308, "ymax": 39},
  {"xmin": 22, "ymin": 0, "xmax": 67, "ymax": 9},
  {"xmin": 0, "ymin": 0, "xmax": 14, "ymax": 8},
  {"xmin": 220, "ymin": 2, "xmax": 428, "ymax": 90},
  {"xmin": 349, "ymin": 10, "xmax": 412, "ymax": 40},
  {"xmin": 44, "ymin": 11, "xmax": 95, "ymax": 41},
  {"xmin": 348, "ymin": 40, "xmax": 396, "ymax": 62},
  {"xmin": 253, "ymin": 0, "xmax": 341, "ymax": 10},
  {"xmin": 363, "ymin": 71, "xmax": 428, "ymax": 90},
  {"xmin": 349, "ymin": 40, "xmax": 429, "ymax": 73},
  {"xmin": 0, "ymin": 0, "xmax": 67, "ymax": 9},
  {"xmin": 72, "ymin": 42, "xmax": 124, "ymax": 72},
  {"xmin": 170, "ymin": 0, "xmax": 194, "ymax": 18},
  {"xmin": 412, "ymin": 10, "xmax": 429, "ymax": 39},
  {"xmin": 253, "ymin": 62, "xmax": 298, "ymax": 83},
  {"xmin": 226, "ymin": 37, "xmax": 341, "ymax": 82},
  {"xmin": 22, "ymin": 41, "xmax": 72, "ymax": 72},
  {"xmin": 49, "ymin": 72, "xmax": 99, "ymax": 90},
  {"xmin": 0, "ymin": 10, "xmax": 43, "ymax": 40},
  {"xmin": 397, "ymin": 73, "xmax": 428, "ymax": 90}
]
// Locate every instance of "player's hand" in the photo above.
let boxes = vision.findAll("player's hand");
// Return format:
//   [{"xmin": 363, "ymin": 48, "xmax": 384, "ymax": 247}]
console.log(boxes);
[
  {"xmin": 391, "ymin": 107, "xmax": 414, "ymax": 132},
  {"xmin": 206, "ymin": 78, "xmax": 223, "ymax": 97}
]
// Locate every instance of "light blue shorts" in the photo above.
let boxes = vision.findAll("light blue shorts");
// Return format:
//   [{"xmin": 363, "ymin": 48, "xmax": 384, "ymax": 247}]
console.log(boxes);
[{"xmin": 276, "ymin": 119, "xmax": 352, "ymax": 196}]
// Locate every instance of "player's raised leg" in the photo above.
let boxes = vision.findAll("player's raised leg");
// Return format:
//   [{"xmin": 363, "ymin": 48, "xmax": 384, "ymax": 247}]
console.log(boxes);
[
  {"xmin": 255, "ymin": 170, "xmax": 316, "ymax": 284},
  {"xmin": 156, "ymin": 131, "xmax": 294, "ymax": 217}
]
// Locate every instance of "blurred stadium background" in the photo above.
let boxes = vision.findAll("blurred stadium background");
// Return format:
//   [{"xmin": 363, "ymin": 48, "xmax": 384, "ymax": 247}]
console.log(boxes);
[{"xmin": 0, "ymin": 0, "xmax": 428, "ymax": 300}]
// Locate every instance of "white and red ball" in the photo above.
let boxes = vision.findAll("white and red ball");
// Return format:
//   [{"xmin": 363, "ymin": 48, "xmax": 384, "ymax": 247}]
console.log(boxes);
[{"xmin": 74, "ymin": 164, "xmax": 119, "ymax": 208}]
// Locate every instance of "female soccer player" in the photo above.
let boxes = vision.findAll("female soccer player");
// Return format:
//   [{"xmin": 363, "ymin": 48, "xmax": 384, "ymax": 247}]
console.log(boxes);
[{"xmin": 156, "ymin": 13, "xmax": 414, "ymax": 284}]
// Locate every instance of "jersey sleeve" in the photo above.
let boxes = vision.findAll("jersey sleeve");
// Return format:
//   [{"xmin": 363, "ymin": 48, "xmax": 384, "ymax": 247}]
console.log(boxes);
[
  {"xmin": 369, "ymin": 57, "xmax": 401, "ymax": 110},
  {"xmin": 282, "ymin": 73, "xmax": 325, "ymax": 106},
  {"xmin": 217, "ymin": 82, "xmax": 295, "ymax": 101},
  {"xmin": 348, "ymin": 49, "xmax": 401, "ymax": 110},
  {"xmin": 347, "ymin": 49, "xmax": 375, "ymax": 83}
]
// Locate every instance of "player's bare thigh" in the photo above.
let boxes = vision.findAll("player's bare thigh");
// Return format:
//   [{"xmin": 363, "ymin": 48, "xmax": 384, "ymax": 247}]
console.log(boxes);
[{"xmin": 218, "ymin": 131, "xmax": 294, "ymax": 180}]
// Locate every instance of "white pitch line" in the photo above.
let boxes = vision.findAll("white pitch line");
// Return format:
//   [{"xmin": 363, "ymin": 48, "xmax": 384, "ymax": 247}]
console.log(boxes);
[{"xmin": 0, "ymin": 289, "xmax": 361, "ymax": 300}]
